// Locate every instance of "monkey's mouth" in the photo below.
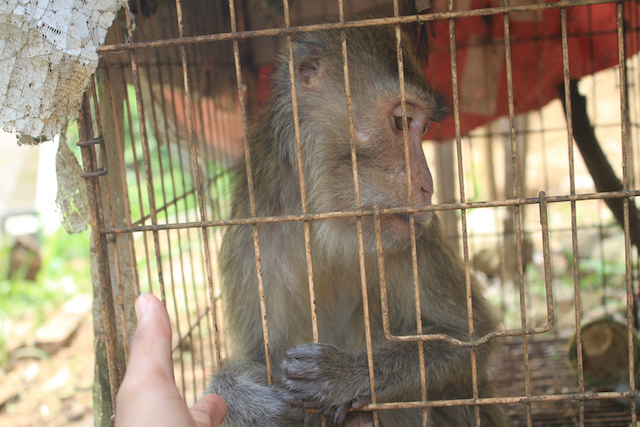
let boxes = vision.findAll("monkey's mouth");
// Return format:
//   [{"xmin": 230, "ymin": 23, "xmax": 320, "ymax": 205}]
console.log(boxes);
[
  {"xmin": 394, "ymin": 211, "xmax": 432, "ymax": 224},
  {"xmin": 394, "ymin": 213, "xmax": 412, "ymax": 223}
]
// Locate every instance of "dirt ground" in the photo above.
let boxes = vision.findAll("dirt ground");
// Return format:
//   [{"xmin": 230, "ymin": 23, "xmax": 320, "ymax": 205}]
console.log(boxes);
[{"xmin": 0, "ymin": 315, "xmax": 94, "ymax": 427}]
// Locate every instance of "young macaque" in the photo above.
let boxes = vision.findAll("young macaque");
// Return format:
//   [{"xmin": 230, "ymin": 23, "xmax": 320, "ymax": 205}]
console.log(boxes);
[{"xmin": 206, "ymin": 25, "xmax": 506, "ymax": 426}]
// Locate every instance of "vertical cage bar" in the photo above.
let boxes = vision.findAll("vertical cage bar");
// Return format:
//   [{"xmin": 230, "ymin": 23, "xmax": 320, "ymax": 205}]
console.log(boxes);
[
  {"xmin": 123, "ymin": 6, "xmax": 166, "ymax": 303},
  {"xmin": 227, "ymin": 0, "xmax": 273, "ymax": 384},
  {"xmin": 338, "ymin": 1, "xmax": 379, "ymax": 425},
  {"xmin": 617, "ymin": 1, "xmax": 638, "ymax": 421},
  {"xmin": 89, "ymin": 82, "xmax": 133, "ymax": 364},
  {"xmin": 101, "ymin": 39, "xmax": 141, "ymax": 300},
  {"xmin": 559, "ymin": 4, "xmax": 586, "ymax": 426},
  {"xmin": 133, "ymin": 0, "xmax": 200, "ymax": 398},
  {"xmin": 391, "ymin": 1, "xmax": 428, "ymax": 424},
  {"xmin": 447, "ymin": 1, "xmax": 481, "ymax": 423},
  {"xmin": 282, "ymin": 0, "xmax": 320, "ymax": 344},
  {"xmin": 156, "ymin": 1, "xmax": 218, "ymax": 380},
  {"xmin": 501, "ymin": 3, "xmax": 532, "ymax": 425},
  {"xmin": 77, "ymin": 94, "xmax": 123, "ymax": 408},
  {"xmin": 108, "ymin": 19, "xmax": 153, "ymax": 296},
  {"xmin": 174, "ymin": 0, "xmax": 222, "ymax": 374},
  {"xmin": 538, "ymin": 192, "xmax": 556, "ymax": 330}
]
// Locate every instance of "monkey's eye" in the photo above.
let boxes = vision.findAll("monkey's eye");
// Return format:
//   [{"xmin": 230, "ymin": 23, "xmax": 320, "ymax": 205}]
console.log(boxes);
[{"xmin": 394, "ymin": 115, "xmax": 413, "ymax": 131}]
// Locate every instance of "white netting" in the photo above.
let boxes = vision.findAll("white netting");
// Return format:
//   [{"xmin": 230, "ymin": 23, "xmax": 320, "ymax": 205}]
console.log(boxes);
[{"xmin": 0, "ymin": 0, "xmax": 126, "ymax": 144}]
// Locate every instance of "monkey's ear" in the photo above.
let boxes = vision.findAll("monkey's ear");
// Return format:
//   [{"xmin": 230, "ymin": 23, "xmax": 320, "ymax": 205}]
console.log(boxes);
[{"xmin": 296, "ymin": 46, "xmax": 326, "ymax": 89}]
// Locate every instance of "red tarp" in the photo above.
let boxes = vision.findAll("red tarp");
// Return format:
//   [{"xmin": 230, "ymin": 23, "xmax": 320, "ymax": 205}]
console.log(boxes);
[{"xmin": 256, "ymin": 0, "xmax": 640, "ymax": 141}]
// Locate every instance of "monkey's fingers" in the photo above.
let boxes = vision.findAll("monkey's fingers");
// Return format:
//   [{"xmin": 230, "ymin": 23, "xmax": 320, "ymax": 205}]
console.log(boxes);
[
  {"xmin": 331, "ymin": 403, "xmax": 349, "ymax": 425},
  {"xmin": 330, "ymin": 396, "xmax": 371, "ymax": 424},
  {"xmin": 273, "ymin": 387, "xmax": 304, "ymax": 407},
  {"xmin": 350, "ymin": 396, "xmax": 372, "ymax": 411}
]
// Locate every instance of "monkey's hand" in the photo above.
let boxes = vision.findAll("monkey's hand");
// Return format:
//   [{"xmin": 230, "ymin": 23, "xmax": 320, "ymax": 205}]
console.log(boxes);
[{"xmin": 283, "ymin": 343, "xmax": 372, "ymax": 424}]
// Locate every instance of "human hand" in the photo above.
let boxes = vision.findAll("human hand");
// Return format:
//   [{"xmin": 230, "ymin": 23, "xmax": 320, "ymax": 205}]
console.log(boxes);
[{"xmin": 115, "ymin": 293, "xmax": 227, "ymax": 427}]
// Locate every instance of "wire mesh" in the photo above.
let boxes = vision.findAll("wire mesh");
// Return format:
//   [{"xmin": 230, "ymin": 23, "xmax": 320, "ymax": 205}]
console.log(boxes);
[{"xmin": 76, "ymin": 0, "xmax": 640, "ymax": 425}]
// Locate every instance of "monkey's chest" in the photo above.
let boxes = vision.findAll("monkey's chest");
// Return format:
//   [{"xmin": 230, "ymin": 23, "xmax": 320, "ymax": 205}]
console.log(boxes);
[{"xmin": 310, "ymin": 280, "xmax": 386, "ymax": 349}]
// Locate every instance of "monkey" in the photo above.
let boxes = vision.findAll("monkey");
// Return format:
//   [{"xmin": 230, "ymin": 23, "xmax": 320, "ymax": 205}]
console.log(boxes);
[{"xmin": 205, "ymin": 25, "xmax": 507, "ymax": 427}]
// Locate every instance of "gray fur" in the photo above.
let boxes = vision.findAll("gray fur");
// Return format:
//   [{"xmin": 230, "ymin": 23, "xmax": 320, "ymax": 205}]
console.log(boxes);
[{"xmin": 205, "ymin": 26, "xmax": 506, "ymax": 426}]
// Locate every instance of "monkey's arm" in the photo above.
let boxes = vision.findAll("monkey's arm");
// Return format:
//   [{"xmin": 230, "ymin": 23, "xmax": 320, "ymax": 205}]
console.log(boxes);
[{"xmin": 205, "ymin": 360, "xmax": 305, "ymax": 427}]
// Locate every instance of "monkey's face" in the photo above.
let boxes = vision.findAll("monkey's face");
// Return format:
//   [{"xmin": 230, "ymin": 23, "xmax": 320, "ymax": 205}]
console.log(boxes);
[
  {"xmin": 352, "ymin": 92, "xmax": 437, "ymax": 244},
  {"xmin": 303, "ymin": 87, "xmax": 441, "ymax": 249},
  {"xmin": 286, "ymin": 28, "xmax": 447, "ymax": 250}
]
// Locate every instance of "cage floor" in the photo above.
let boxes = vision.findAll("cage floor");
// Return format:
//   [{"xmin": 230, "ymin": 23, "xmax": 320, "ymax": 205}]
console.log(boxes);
[{"xmin": 490, "ymin": 337, "xmax": 635, "ymax": 426}]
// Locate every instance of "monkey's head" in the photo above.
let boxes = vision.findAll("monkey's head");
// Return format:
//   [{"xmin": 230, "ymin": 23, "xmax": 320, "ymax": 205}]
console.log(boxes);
[{"xmin": 269, "ymin": 26, "xmax": 448, "ymax": 252}]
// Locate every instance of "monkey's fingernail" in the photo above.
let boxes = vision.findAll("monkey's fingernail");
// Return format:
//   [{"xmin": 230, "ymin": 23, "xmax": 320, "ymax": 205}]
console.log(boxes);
[
  {"xmin": 334, "ymin": 404, "xmax": 347, "ymax": 424},
  {"xmin": 351, "ymin": 395, "xmax": 372, "ymax": 410},
  {"xmin": 334, "ymin": 412, "xmax": 344, "ymax": 425}
]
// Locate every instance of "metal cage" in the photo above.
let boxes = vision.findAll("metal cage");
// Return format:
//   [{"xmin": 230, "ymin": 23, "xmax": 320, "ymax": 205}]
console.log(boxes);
[{"xmin": 77, "ymin": 0, "xmax": 640, "ymax": 425}]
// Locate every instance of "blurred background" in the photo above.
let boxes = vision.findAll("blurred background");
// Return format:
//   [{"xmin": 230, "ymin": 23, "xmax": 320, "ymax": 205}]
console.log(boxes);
[{"xmin": 0, "ymin": 130, "xmax": 93, "ymax": 426}]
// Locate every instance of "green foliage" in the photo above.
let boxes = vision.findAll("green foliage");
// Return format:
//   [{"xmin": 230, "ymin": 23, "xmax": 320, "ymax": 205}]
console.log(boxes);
[
  {"xmin": 0, "ymin": 228, "xmax": 91, "ymax": 367},
  {"xmin": 121, "ymin": 85, "xmax": 232, "ymax": 223},
  {"xmin": 557, "ymin": 242, "xmax": 626, "ymax": 291},
  {"xmin": 65, "ymin": 121, "xmax": 81, "ymax": 158}
]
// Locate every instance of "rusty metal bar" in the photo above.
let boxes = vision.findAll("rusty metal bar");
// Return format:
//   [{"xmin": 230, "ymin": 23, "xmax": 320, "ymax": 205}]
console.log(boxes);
[
  {"xmin": 97, "ymin": 26, "xmax": 638, "ymax": 61},
  {"xmin": 171, "ymin": 303, "xmax": 213, "ymax": 353},
  {"xmin": 124, "ymin": 0, "xmax": 189, "ymax": 395},
  {"xmin": 559, "ymin": 3, "xmax": 586, "ymax": 425},
  {"xmin": 538, "ymin": 192, "xmax": 556, "ymax": 329},
  {"xmin": 89, "ymin": 82, "xmax": 133, "ymax": 366},
  {"xmin": 192, "ymin": 51, "xmax": 232, "ymax": 376},
  {"xmin": 123, "ymin": 5, "xmax": 166, "ymax": 302},
  {"xmin": 102, "ymin": 190, "xmax": 640, "ymax": 235},
  {"xmin": 131, "ymin": 0, "xmax": 197, "ymax": 398},
  {"xmin": 101, "ymin": 47, "xmax": 141, "ymax": 305},
  {"xmin": 101, "ymin": 37, "xmax": 142, "ymax": 356},
  {"xmin": 184, "ymin": 87, "xmax": 214, "ymax": 395},
  {"xmin": 354, "ymin": 389, "xmax": 640, "ymax": 411},
  {"xmin": 122, "ymin": 0, "xmax": 193, "ymax": 395},
  {"xmin": 77, "ymin": 93, "xmax": 122, "ymax": 409},
  {"xmin": 173, "ymin": 0, "xmax": 222, "ymax": 394},
  {"xmin": 377, "ymin": 200, "xmax": 558, "ymax": 348},
  {"xmin": 77, "ymin": 138, "xmax": 108, "ymax": 178},
  {"xmin": 501, "ymin": 3, "xmax": 533, "ymax": 426},
  {"xmin": 97, "ymin": 0, "xmax": 622, "ymax": 53},
  {"xmin": 391, "ymin": 1, "xmax": 428, "ymax": 424},
  {"xmin": 282, "ymin": 0, "xmax": 320, "ymax": 345},
  {"xmin": 171, "ymin": 7, "xmax": 194, "ymax": 383},
  {"xmin": 153, "ymin": 0, "xmax": 221, "ymax": 379},
  {"xmin": 83, "ymin": 0, "xmax": 640, "ymax": 423},
  {"xmin": 279, "ymin": 0, "xmax": 328, "ymax": 402},
  {"xmin": 146, "ymin": 0, "xmax": 206, "ymax": 401},
  {"xmin": 227, "ymin": 0, "xmax": 273, "ymax": 384},
  {"xmin": 336, "ymin": 2, "xmax": 380, "ymax": 425},
  {"xmin": 446, "ymin": 5, "xmax": 482, "ymax": 423},
  {"xmin": 109, "ymin": 20, "xmax": 154, "ymax": 296},
  {"xmin": 617, "ymin": 1, "xmax": 638, "ymax": 420}
]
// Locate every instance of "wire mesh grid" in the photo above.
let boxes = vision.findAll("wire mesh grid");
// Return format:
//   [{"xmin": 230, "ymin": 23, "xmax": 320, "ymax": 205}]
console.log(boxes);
[{"xmin": 75, "ymin": 0, "xmax": 640, "ymax": 425}]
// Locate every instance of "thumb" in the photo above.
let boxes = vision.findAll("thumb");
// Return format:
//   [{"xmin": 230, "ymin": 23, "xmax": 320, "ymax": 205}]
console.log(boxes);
[
  {"xmin": 127, "ymin": 293, "xmax": 174, "ymax": 379},
  {"xmin": 190, "ymin": 394, "xmax": 228, "ymax": 427}
]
